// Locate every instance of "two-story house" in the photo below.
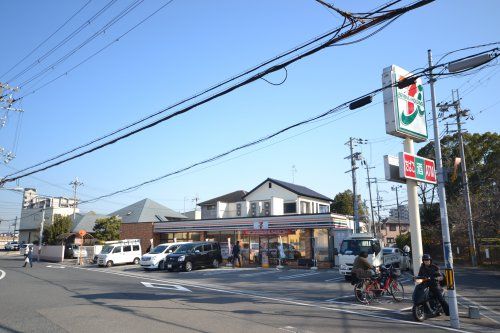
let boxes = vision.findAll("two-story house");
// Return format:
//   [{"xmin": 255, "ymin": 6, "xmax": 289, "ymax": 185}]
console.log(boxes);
[{"xmin": 154, "ymin": 178, "xmax": 353, "ymax": 268}]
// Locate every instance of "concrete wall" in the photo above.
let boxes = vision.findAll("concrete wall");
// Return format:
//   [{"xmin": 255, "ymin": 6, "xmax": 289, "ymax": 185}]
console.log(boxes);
[{"xmin": 35, "ymin": 245, "xmax": 64, "ymax": 262}]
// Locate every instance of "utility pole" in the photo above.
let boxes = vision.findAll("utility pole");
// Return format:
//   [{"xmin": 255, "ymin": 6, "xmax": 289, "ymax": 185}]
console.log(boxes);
[
  {"xmin": 391, "ymin": 185, "xmax": 403, "ymax": 235},
  {"xmin": 345, "ymin": 137, "xmax": 366, "ymax": 233},
  {"xmin": 438, "ymin": 89, "xmax": 477, "ymax": 267},
  {"xmin": 362, "ymin": 160, "xmax": 376, "ymax": 236},
  {"xmin": 37, "ymin": 201, "xmax": 46, "ymax": 262},
  {"xmin": 69, "ymin": 177, "xmax": 84, "ymax": 221},
  {"xmin": 13, "ymin": 216, "xmax": 17, "ymax": 241},
  {"xmin": 374, "ymin": 179, "xmax": 382, "ymax": 236},
  {"xmin": 428, "ymin": 49, "xmax": 460, "ymax": 328}
]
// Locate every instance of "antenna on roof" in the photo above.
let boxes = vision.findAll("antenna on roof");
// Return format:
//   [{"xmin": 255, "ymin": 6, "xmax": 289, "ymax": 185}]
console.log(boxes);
[{"xmin": 291, "ymin": 165, "xmax": 298, "ymax": 184}]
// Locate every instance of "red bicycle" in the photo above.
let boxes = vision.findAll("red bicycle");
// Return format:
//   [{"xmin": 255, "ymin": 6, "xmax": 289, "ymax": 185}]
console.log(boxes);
[{"xmin": 354, "ymin": 265, "xmax": 405, "ymax": 304}]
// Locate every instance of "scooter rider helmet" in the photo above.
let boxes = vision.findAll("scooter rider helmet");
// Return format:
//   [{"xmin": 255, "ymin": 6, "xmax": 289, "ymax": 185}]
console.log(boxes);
[{"xmin": 422, "ymin": 254, "xmax": 432, "ymax": 261}]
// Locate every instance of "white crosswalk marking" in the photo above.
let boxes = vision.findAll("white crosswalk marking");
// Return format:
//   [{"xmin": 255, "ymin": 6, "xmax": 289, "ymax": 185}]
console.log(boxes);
[{"xmin": 239, "ymin": 270, "xmax": 282, "ymax": 277}]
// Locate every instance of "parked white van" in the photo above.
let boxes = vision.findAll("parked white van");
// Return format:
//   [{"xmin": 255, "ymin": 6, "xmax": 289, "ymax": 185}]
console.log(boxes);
[
  {"xmin": 140, "ymin": 242, "xmax": 188, "ymax": 270},
  {"xmin": 97, "ymin": 239, "xmax": 141, "ymax": 267}
]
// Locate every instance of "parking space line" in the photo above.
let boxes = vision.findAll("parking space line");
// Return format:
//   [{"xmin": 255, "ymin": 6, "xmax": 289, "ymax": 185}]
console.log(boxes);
[
  {"xmin": 0, "ymin": 269, "xmax": 5, "ymax": 280},
  {"xmin": 67, "ymin": 265, "xmax": 472, "ymax": 333}
]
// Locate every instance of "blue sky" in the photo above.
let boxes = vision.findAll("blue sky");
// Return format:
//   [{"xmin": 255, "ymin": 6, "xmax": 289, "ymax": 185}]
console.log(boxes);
[{"xmin": 1, "ymin": 0, "xmax": 499, "ymax": 231}]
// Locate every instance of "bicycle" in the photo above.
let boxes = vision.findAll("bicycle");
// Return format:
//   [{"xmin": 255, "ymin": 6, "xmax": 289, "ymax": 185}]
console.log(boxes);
[{"xmin": 354, "ymin": 265, "xmax": 405, "ymax": 304}]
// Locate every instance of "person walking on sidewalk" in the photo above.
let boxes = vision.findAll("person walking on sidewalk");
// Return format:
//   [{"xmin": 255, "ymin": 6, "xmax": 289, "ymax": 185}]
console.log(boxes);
[
  {"xmin": 232, "ymin": 241, "xmax": 242, "ymax": 268},
  {"xmin": 23, "ymin": 246, "xmax": 33, "ymax": 268}
]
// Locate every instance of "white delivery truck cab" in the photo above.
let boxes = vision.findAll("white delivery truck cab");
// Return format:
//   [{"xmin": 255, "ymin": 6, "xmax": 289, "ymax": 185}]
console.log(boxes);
[
  {"xmin": 97, "ymin": 239, "xmax": 141, "ymax": 267},
  {"xmin": 337, "ymin": 234, "xmax": 385, "ymax": 281},
  {"xmin": 140, "ymin": 242, "xmax": 188, "ymax": 270}
]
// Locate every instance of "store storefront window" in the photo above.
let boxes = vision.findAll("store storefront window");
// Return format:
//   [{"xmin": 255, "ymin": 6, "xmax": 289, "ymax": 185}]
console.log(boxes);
[
  {"xmin": 314, "ymin": 229, "xmax": 330, "ymax": 262},
  {"xmin": 288, "ymin": 230, "xmax": 307, "ymax": 259}
]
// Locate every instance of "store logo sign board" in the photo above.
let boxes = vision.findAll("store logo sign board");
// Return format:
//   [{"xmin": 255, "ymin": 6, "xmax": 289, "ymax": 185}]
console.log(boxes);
[
  {"xmin": 399, "ymin": 152, "xmax": 436, "ymax": 184},
  {"xmin": 382, "ymin": 65, "xmax": 428, "ymax": 142}
]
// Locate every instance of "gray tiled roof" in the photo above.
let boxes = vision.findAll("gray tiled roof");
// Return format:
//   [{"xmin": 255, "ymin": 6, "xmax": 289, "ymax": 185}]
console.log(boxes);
[
  {"xmin": 198, "ymin": 190, "xmax": 248, "ymax": 206},
  {"xmin": 71, "ymin": 211, "xmax": 108, "ymax": 233},
  {"xmin": 109, "ymin": 198, "xmax": 187, "ymax": 223},
  {"xmin": 244, "ymin": 178, "xmax": 333, "ymax": 202}
]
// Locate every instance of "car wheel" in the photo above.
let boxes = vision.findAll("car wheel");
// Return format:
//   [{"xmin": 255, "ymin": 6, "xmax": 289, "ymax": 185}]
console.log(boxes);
[
  {"xmin": 133, "ymin": 257, "xmax": 140, "ymax": 265},
  {"xmin": 185, "ymin": 261, "xmax": 193, "ymax": 272},
  {"xmin": 212, "ymin": 259, "xmax": 219, "ymax": 268},
  {"xmin": 106, "ymin": 260, "xmax": 113, "ymax": 267},
  {"xmin": 158, "ymin": 260, "xmax": 165, "ymax": 270}
]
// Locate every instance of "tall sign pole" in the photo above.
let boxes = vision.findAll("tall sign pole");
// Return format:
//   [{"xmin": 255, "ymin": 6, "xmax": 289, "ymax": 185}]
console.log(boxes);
[
  {"xmin": 382, "ymin": 64, "xmax": 428, "ymax": 274},
  {"xmin": 428, "ymin": 49, "xmax": 460, "ymax": 328},
  {"xmin": 403, "ymin": 138, "xmax": 424, "ymax": 275}
]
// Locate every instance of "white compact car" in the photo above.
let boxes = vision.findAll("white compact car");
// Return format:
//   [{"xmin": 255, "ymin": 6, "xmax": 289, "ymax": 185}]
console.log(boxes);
[
  {"xmin": 97, "ymin": 239, "xmax": 141, "ymax": 267},
  {"xmin": 4, "ymin": 241, "xmax": 19, "ymax": 251},
  {"xmin": 140, "ymin": 242, "xmax": 188, "ymax": 270}
]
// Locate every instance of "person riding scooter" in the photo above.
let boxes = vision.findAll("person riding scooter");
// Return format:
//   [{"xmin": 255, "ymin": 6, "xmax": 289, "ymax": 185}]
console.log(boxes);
[{"xmin": 417, "ymin": 254, "xmax": 449, "ymax": 316}]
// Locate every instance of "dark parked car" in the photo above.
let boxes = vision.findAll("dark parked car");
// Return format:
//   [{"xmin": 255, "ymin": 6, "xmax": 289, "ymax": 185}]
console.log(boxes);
[{"xmin": 165, "ymin": 241, "xmax": 222, "ymax": 272}]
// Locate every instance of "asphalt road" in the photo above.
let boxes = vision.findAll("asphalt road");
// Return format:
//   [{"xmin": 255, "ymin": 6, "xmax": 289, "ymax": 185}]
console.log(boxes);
[{"xmin": 0, "ymin": 252, "xmax": 498, "ymax": 333}]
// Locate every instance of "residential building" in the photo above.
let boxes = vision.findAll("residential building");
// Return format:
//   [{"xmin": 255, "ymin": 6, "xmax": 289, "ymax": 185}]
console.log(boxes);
[
  {"xmin": 154, "ymin": 178, "xmax": 353, "ymax": 268},
  {"xmin": 71, "ymin": 211, "xmax": 108, "ymax": 234},
  {"xmin": 380, "ymin": 217, "xmax": 410, "ymax": 245},
  {"xmin": 19, "ymin": 188, "xmax": 79, "ymax": 244},
  {"xmin": 112, "ymin": 198, "xmax": 188, "ymax": 253}
]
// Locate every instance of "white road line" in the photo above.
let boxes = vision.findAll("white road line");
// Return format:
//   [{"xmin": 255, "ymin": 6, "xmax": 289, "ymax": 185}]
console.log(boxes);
[
  {"xmin": 0, "ymin": 269, "xmax": 5, "ymax": 280},
  {"xmin": 68, "ymin": 265, "xmax": 472, "ymax": 333},
  {"xmin": 457, "ymin": 296, "xmax": 500, "ymax": 324},
  {"xmin": 279, "ymin": 272, "xmax": 319, "ymax": 280},
  {"xmin": 240, "ymin": 270, "xmax": 282, "ymax": 277},
  {"xmin": 400, "ymin": 306, "xmax": 413, "ymax": 312},
  {"xmin": 324, "ymin": 277, "xmax": 345, "ymax": 282},
  {"xmin": 457, "ymin": 293, "xmax": 500, "ymax": 317}
]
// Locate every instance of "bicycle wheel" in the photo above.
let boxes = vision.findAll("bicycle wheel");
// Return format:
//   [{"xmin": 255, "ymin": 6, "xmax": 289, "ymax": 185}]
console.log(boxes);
[
  {"xmin": 389, "ymin": 280, "xmax": 405, "ymax": 302},
  {"xmin": 354, "ymin": 280, "xmax": 373, "ymax": 304}
]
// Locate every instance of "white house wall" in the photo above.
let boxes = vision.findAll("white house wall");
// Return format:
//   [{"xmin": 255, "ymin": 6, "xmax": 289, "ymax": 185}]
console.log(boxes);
[{"xmin": 244, "ymin": 181, "xmax": 298, "ymax": 202}]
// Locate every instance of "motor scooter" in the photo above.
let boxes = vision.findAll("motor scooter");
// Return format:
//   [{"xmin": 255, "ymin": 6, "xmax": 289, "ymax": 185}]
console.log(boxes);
[{"xmin": 412, "ymin": 275, "xmax": 444, "ymax": 322}]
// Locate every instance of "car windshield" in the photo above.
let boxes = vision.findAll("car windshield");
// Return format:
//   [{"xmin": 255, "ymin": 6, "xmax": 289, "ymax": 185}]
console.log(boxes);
[
  {"xmin": 101, "ymin": 246, "xmax": 114, "ymax": 254},
  {"xmin": 150, "ymin": 245, "xmax": 168, "ymax": 254},
  {"xmin": 340, "ymin": 240, "xmax": 375, "ymax": 255},
  {"xmin": 174, "ymin": 244, "xmax": 196, "ymax": 254}
]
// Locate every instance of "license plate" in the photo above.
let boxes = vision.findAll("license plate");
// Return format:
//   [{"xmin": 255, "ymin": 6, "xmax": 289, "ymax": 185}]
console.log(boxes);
[{"xmin": 167, "ymin": 264, "xmax": 172, "ymax": 268}]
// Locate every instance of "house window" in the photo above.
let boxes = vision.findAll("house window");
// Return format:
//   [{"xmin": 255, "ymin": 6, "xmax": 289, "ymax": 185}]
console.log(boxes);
[
  {"xmin": 206, "ymin": 205, "xmax": 215, "ymax": 211},
  {"xmin": 269, "ymin": 182, "xmax": 272, "ymax": 188},
  {"xmin": 283, "ymin": 202, "xmax": 296, "ymax": 214},
  {"xmin": 387, "ymin": 238, "xmax": 395, "ymax": 243},
  {"xmin": 389, "ymin": 225, "xmax": 397, "ymax": 231},
  {"xmin": 319, "ymin": 204, "xmax": 329, "ymax": 213}
]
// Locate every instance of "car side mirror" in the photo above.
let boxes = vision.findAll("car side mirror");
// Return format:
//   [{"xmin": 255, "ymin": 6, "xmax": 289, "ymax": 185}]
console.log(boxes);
[{"xmin": 332, "ymin": 248, "xmax": 339, "ymax": 256}]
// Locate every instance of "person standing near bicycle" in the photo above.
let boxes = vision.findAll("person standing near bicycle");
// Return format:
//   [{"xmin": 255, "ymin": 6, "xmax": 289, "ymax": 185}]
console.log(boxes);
[{"xmin": 352, "ymin": 251, "xmax": 376, "ymax": 279}]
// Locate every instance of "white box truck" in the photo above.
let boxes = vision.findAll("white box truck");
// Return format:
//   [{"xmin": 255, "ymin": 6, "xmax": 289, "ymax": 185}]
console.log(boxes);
[{"xmin": 336, "ymin": 234, "xmax": 401, "ymax": 281}]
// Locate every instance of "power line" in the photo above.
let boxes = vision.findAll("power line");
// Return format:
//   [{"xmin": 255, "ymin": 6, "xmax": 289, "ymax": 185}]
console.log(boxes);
[
  {"xmin": 15, "ymin": 0, "xmax": 175, "ymax": 101},
  {"xmin": 1, "ymin": 1, "xmax": 435, "ymax": 185},
  {"xmin": 17, "ymin": 0, "xmax": 145, "ymax": 88},
  {"xmin": 5, "ymin": 0, "xmax": 118, "ymax": 84},
  {"xmin": 0, "ymin": 0, "xmax": 93, "ymax": 80},
  {"xmin": 7, "ymin": 0, "xmax": 409, "ymax": 174}
]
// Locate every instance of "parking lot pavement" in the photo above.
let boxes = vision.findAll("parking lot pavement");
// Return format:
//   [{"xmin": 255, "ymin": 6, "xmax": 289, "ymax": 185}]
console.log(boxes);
[{"xmin": 99, "ymin": 264, "xmax": 500, "ymax": 332}]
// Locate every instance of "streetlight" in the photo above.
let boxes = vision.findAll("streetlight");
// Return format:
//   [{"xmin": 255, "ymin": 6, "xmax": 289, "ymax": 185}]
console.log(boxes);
[{"xmin": 391, "ymin": 185, "xmax": 403, "ymax": 236}]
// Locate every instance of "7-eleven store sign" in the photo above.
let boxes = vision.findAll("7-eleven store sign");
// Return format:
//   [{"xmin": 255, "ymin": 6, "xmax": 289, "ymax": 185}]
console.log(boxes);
[{"xmin": 399, "ymin": 152, "xmax": 437, "ymax": 184}]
